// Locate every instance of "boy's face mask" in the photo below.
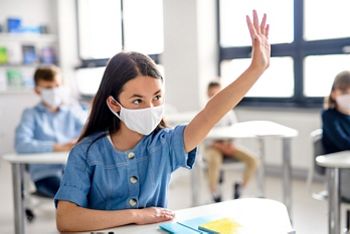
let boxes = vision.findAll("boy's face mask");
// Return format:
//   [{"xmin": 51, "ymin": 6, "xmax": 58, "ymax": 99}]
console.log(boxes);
[
  {"xmin": 336, "ymin": 94, "xmax": 350, "ymax": 112},
  {"xmin": 41, "ymin": 87, "xmax": 64, "ymax": 108},
  {"xmin": 107, "ymin": 97, "xmax": 164, "ymax": 135}
]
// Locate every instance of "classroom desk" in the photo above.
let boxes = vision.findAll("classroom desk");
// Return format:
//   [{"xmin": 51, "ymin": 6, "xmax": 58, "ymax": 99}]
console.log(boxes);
[
  {"xmin": 98, "ymin": 198, "xmax": 295, "ymax": 234},
  {"xmin": 189, "ymin": 120, "xmax": 298, "ymax": 220},
  {"xmin": 3, "ymin": 152, "xmax": 68, "ymax": 234},
  {"xmin": 316, "ymin": 151, "xmax": 350, "ymax": 234}
]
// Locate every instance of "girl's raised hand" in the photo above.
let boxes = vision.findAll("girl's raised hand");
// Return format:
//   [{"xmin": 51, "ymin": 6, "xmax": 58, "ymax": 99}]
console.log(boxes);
[{"xmin": 246, "ymin": 10, "xmax": 270, "ymax": 71}]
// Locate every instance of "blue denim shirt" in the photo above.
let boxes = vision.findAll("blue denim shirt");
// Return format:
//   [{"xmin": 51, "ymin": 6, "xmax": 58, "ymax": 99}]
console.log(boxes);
[
  {"xmin": 54, "ymin": 125, "xmax": 197, "ymax": 210},
  {"xmin": 15, "ymin": 102, "xmax": 86, "ymax": 181}
]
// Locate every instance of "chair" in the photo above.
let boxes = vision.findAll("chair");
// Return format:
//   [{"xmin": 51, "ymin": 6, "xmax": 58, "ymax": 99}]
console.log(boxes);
[
  {"xmin": 306, "ymin": 129, "xmax": 326, "ymax": 192},
  {"xmin": 23, "ymin": 166, "xmax": 52, "ymax": 222},
  {"xmin": 307, "ymin": 129, "xmax": 350, "ymax": 231}
]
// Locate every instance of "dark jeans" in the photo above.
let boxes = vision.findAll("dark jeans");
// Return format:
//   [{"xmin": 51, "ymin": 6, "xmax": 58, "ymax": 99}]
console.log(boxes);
[{"xmin": 34, "ymin": 176, "xmax": 61, "ymax": 198}]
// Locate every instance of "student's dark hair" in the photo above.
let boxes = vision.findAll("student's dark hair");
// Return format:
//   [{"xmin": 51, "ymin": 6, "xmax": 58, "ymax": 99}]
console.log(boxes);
[
  {"xmin": 207, "ymin": 81, "xmax": 221, "ymax": 91},
  {"xmin": 324, "ymin": 70, "xmax": 350, "ymax": 109},
  {"xmin": 33, "ymin": 65, "xmax": 59, "ymax": 86},
  {"xmin": 78, "ymin": 51, "xmax": 166, "ymax": 142}
]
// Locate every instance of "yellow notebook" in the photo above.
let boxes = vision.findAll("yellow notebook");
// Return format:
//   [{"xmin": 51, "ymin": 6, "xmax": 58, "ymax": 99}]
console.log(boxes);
[{"xmin": 198, "ymin": 218, "xmax": 240, "ymax": 234}]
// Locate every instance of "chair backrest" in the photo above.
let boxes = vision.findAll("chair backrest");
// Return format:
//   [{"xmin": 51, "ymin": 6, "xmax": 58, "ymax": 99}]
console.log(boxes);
[{"xmin": 311, "ymin": 129, "xmax": 326, "ymax": 175}]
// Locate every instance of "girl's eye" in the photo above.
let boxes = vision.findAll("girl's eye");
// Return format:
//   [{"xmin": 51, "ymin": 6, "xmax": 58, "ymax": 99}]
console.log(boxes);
[
  {"xmin": 132, "ymin": 99, "xmax": 142, "ymax": 105},
  {"xmin": 154, "ymin": 95, "xmax": 162, "ymax": 101}
]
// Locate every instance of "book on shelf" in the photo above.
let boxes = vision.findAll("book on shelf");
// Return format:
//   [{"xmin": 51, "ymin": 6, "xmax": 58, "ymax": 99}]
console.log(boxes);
[{"xmin": 22, "ymin": 44, "xmax": 37, "ymax": 64}]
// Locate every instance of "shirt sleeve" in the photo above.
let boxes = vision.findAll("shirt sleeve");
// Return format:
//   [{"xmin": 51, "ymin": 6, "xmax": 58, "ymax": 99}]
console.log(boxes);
[
  {"xmin": 165, "ymin": 125, "xmax": 197, "ymax": 171},
  {"xmin": 322, "ymin": 110, "xmax": 350, "ymax": 151},
  {"xmin": 54, "ymin": 145, "xmax": 92, "ymax": 208},
  {"xmin": 15, "ymin": 109, "xmax": 55, "ymax": 153}
]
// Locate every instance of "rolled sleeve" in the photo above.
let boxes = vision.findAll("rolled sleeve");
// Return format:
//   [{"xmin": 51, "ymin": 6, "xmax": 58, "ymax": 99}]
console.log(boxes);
[
  {"xmin": 167, "ymin": 125, "xmax": 197, "ymax": 171},
  {"xmin": 54, "ymin": 146, "xmax": 92, "ymax": 208}
]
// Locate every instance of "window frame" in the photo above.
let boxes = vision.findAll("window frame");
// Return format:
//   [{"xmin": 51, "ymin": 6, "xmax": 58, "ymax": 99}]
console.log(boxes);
[
  {"xmin": 217, "ymin": 0, "xmax": 350, "ymax": 108},
  {"xmin": 75, "ymin": 0, "xmax": 161, "ymax": 69}
]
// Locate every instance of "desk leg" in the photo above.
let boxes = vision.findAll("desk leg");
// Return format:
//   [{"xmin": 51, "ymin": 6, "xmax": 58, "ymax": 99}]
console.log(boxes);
[
  {"xmin": 257, "ymin": 138, "xmax": 265, "ymax": 197},
  {"xmin": 282, "ymin": 138, "xmax": 292, "ymax": 221},
  {"xmin": 12, "ymin": 163, "xmax": 25, "ymax": 234},
  {"xmin": 327, "ymin": 168, "xmax": 340, "ymax": 234},
  {"xmin": 191, "ymin": 146, "xmax": 203, "ymax": 206}
]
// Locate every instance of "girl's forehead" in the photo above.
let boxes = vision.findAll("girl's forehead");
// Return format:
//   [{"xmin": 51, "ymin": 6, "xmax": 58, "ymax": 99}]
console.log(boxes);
[{"xmin": 121, "ymin": 76, "xmax": 163, "ymax": 94}]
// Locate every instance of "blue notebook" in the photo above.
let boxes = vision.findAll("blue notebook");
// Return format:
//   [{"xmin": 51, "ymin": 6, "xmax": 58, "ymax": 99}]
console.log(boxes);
[
  {"xmin": 177, "ymin": 216, "xmax": 217, "ymax": 233},
  {"xmin": 159, "ymin": 222, "xmax": 202, "ymax": 233}
]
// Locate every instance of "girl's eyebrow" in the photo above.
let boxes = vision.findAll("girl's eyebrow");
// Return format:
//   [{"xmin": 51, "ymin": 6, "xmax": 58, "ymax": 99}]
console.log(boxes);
[{"xmin": 128, "ymin": 90, "xmax": 162, "ymax": 99}]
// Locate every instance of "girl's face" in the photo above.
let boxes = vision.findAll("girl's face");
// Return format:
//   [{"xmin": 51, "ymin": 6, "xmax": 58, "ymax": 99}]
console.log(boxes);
[
  {"xmin": 331, "ymin": 87, "xmax": 350, "ymax": 100},
  {"xmin": 110, "ymin": 75, "xmax": 164, "ymax": 111},
  {"xmin": 331, "ymin": 87, "xmax": 350, "ymax": 114}
]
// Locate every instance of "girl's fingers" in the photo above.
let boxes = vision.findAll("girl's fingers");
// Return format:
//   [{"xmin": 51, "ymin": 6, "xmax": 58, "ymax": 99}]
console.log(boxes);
[
  {"xmin": 260, "ymin": 13, "xmax": 267, "ymax": 35},
  {"xmin": 252, "ymin": 10, "xmax": 260, "ymax": 34},
  {"xmin": 265, "ymin": 24, "xmax": 270, "ymax": 39},
  {"xmin": 246, "ymin": 15, "xmax": 256, "ymax": 40}
]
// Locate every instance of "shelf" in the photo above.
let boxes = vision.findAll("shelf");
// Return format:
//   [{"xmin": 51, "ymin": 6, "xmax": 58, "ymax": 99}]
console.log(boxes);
[
  {"xmin": 0, "ymin": 33, "xmax": 57, "ymax": 44},
  {"xmin": 0, "ymin": 88, "xmax": 33, "ymax": 95}
]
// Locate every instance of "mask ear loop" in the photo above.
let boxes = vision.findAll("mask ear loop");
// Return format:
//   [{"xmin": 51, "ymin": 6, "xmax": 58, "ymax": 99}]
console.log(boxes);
[{"xmin": 107, "ymin": 96, "xmax": 122, "ymax": 120}]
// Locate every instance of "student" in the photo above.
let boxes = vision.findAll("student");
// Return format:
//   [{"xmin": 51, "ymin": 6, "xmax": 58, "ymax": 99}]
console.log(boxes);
[
  {"xmin": 322, "ymin": 70, "xmax": 350, "ymax": 201},
  {"xmin": 205, "ymin": 81, "xmax": 258, "ymax": 202},
  {"xmin": 15, "ymin": 65, "xmax": 86, "ymax": 198},
  {"xmin": 54, "ymin": 10, "xmax": 270, "ymax": 232}
]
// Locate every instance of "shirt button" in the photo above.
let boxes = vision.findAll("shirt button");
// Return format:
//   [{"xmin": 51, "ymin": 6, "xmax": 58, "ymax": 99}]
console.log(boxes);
[
  {"xmin": 128, "ymin": 152, "xmax": 135, "ymax": 159},
  {"xmin": 130, "ymin": 176, "xmax": 138, "ymax": 184},
  {"xmin": 129, "ymin": 198, "xmax": 137, "ymax": 207}
]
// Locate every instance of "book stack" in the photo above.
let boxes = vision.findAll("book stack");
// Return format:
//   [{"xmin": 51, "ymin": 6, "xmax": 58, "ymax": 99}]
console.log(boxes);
[{"xmin": 159, "ymin": 215, "xmax": 240, "ymax": 234}]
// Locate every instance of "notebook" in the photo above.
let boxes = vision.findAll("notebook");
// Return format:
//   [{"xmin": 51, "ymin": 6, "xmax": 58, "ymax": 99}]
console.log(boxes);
[
  {"xmin": 198, "ymin": 218, "xmax": 240, "ymax": 234},
  {"xmin": 159, "ymin": 222, "xmax": 202, "ymax": 233}
]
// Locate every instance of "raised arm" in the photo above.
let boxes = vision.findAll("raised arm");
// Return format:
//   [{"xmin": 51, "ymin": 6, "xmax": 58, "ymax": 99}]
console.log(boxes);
[{"xmin": 184, "ymin": 10, "xmax": 270, "ymax": 152}]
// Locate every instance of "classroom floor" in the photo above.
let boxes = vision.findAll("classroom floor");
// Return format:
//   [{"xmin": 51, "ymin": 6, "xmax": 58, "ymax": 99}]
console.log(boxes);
[{"xmin": 0, "ymin": 159, "xmax": 343, "ymax": 234}]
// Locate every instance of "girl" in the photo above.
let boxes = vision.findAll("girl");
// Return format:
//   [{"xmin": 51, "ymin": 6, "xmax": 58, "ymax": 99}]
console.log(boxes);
[
  {"xmin": 322, "ymin": 70, "xmax": 350, "ymax": 201},
  {"xmin": 55, "ymin": 10, "xmax": 270, "ymax": 232}
]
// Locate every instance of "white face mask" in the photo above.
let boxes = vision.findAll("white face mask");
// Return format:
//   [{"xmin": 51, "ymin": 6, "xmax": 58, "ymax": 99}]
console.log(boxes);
[
  {"xmin": 41, "ymin": 87, "xmax": 63, "ymax": 108},
  {"xmin": 107, "ymin": 97, "xmax": 164, "ymax": 135},
  {"xmin": 336, "ymin": 94, "xmax": 350, "ymax": 112}
]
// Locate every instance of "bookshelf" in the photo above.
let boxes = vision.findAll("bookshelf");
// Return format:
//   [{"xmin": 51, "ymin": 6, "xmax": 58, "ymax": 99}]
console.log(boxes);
[{"xmin": 0, "ymin": 33, "xmax": 58, "ymax": 93}]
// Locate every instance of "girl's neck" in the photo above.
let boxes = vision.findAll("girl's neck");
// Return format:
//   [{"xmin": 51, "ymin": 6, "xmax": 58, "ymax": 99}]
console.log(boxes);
[{"xmin": 110, "ymin": 124, "xmax": 143, "ymax": 151}]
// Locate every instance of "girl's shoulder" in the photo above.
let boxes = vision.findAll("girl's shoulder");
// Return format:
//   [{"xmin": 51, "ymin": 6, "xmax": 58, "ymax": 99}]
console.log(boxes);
[{"xmin": 74, "ymin": 132, "xmax": 108, "ymax": 152}]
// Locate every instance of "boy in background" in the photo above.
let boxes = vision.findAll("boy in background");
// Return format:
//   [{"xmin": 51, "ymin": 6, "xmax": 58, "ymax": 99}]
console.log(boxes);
[
  {"xmin": 15, "ymin": 65, "xmax": 86, "ymax": 198},
  {"xmin": 205, "ymin": 81, "xmax": 258, "ymax": 202}
]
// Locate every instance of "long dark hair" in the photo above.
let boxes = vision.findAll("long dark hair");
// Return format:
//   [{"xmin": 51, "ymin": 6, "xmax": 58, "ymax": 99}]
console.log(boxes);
[{"xmin": 78, "ymin": 52, "xmax": 165, "ymax": 142}]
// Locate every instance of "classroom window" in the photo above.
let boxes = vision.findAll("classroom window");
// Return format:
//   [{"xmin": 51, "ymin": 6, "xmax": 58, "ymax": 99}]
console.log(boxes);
[
  {"xmin": 76, "ymin": 0, "xmax": 163, "ymax": 96},
  {"xmin": 77, "ymin": 0, "xmax": 163, "ymax": 63},
  {"xmin": 77, "ymin": 0, "xmax": 122, "ymax": 60},
  {"xmin": 304, "ymin": 54, "xmax": 350, "ymax": 97},
  {"xmin": 221, "ymin": 57, "xmax": 294, "ymax": 97},
  {"xmin": 219, "ymin": 0, "xmax": 293, "ymax": 47},
  {"xmin": 304, "ymin": 0, "xmax": 350, "ymax": 41},
  {"xmin": 218, "ymin": 0, "xmax": 350, "ymax": 107}
]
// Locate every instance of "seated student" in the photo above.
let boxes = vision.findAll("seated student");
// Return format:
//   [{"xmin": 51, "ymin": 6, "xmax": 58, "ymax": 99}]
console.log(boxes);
[
  {"xmin": 54, "ymin": 10, "xmax": 270, "ymax": 232},
  {"xmin": 15, "ymin": 65, "xmax": 86, "ymax": 198},
  {"xmin": 205, "ymin": 81, "xmax": 258, "ymax": 202},
  {"xmin": 322, "ymin": 70, "xmax": 350, "ymax": 201}
]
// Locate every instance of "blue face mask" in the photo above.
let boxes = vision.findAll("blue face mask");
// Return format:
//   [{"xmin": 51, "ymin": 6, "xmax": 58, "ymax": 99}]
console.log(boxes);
[{"xmin": 107, "ymin": 97, "xmax": 164, "ymax": 135}]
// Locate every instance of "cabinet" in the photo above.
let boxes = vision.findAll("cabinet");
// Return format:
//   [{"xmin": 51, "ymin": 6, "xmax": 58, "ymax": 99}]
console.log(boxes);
[{"xmin": 0, "ymin": 33, "xmax": 58, "ymax": 93}]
